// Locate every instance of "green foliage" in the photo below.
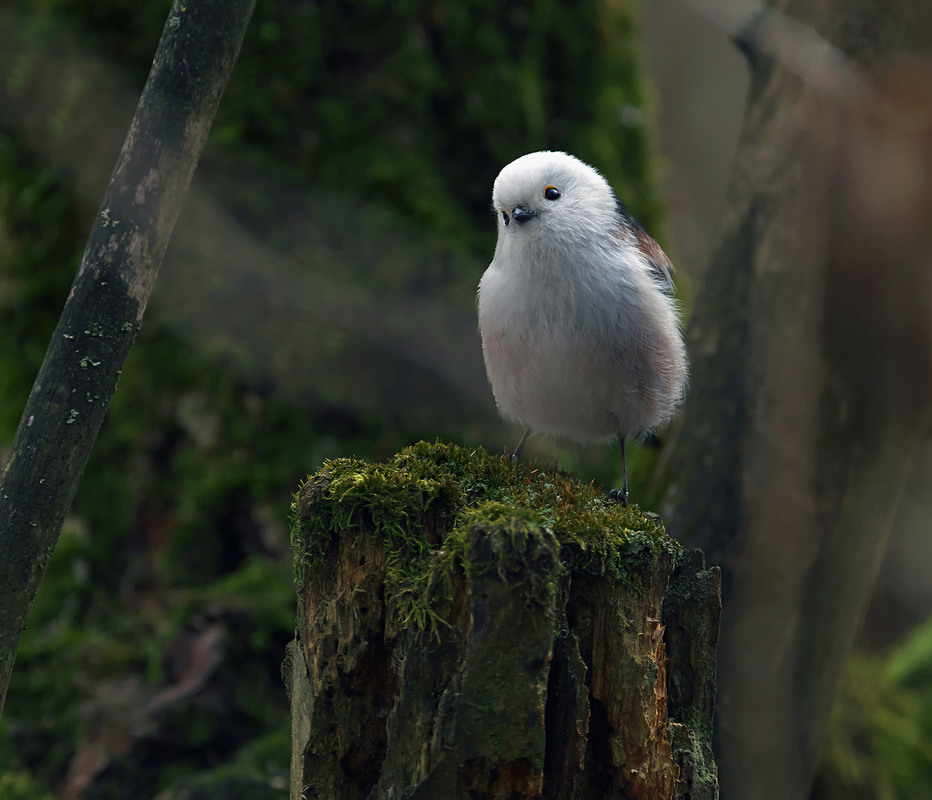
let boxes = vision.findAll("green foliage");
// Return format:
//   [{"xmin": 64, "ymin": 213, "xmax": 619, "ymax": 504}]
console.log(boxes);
[
  {"xmin": 0, "ymin": 130, "xmax": 83, "ymax": 437},
  {"xmin": 292, "ymin": 440, "xmax": 677, "ymax": 639},
  {"xmin": 0, "ymin": 771, "xmax": 55, "ymax": 800},
  {"xmin": 15, "ymin": 0, "xmax": 663, "ymax": 256},
  {"xmin": 210, "ymin": 0, "xmax": 665, "ymax": 251},
  {"xmin": 158, "ymin": 772, "xmax": 286, "ymax": 800},
  {"xmin": 819, "ymin": 618, "xmax": 932, "ymax": 798},
  {"xmin": 0, "ymin": 541, "xmax": 294, "ymax": 794},
  {"xmin": 17, "ymin": 0, "xmax": 167, "ymax": 84}
]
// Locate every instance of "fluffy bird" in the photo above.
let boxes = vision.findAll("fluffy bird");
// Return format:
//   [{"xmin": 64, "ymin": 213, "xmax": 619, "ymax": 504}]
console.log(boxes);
[{"xmin": 477, "ymin": 151, "xmax": 688, "ymax": 505}]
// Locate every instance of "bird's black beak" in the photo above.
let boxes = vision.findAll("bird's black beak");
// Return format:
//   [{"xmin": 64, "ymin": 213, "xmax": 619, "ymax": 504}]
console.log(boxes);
[{"xmin": 512, "ymin": 205, "xmax": 538, "ymax": 224}]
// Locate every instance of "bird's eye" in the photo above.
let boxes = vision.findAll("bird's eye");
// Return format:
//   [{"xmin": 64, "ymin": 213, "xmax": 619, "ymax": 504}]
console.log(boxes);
[
  {"xmin": 543, "ymin": 185, "xmax": 561, "ymax": 201},
  {"xmin": 501, "ymin": 209, "xmax": 510, "ymax": 226}
]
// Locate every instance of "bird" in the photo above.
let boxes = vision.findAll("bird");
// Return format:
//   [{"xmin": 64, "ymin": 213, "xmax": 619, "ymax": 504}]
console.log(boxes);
[{"xmin": 477, "ymin": 151, "xmax": 688, "ymax": 505}]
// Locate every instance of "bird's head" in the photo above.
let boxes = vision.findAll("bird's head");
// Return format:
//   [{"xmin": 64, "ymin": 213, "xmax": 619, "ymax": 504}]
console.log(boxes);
[
  {"xmin": 489, "ymin": 151, "xmax": 675, "ymax": 291},
  {"xmin": 491, "ymin": 151, "xmax": 618, "ymax": 244}
]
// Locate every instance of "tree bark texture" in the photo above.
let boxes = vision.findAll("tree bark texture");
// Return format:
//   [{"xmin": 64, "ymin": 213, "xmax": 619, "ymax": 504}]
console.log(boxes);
[
  {"xmin": 659, "ymin": 3, "xmax": 932, "ymax": 798},
  {"xmin": 286, "ymin": 444, "xmax": 721, "ymax": 800},
  {"xmin": 0, "ymin": 0, "xmax": 255, "ymax": 717}
]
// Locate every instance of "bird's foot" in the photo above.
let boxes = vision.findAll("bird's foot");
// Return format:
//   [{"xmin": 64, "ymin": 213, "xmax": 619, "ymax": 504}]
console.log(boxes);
[{"xmin": 604, "ymin": 488, "xmax": 628, "ymax": 507}]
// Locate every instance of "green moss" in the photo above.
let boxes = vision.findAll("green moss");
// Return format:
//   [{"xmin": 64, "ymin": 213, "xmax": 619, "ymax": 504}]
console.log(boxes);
[{"xmin": 292, "ymin": 440, "xmax": 678, "ymax": 637}]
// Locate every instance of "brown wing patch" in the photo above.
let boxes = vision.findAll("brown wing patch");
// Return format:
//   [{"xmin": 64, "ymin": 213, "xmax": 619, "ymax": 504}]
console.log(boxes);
[
  {"xmin": 611, "ymin": 191, "xmax": 676, "ymax": 294},
  {"xmin": 634, "ymin": 227, "xmax": 676, "ymax": 295}
]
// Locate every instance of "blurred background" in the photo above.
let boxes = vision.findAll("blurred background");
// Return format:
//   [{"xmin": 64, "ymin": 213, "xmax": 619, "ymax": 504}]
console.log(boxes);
[{"xmin": 0, "ymin": 0, "xmax": 930, "ymax": 798}]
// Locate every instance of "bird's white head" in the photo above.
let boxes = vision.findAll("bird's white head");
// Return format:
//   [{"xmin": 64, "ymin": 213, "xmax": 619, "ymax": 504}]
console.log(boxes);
[
  {"xmin": 491, "ymin": 151, "xmax": 619, "ymax": 244},
  {"xmin": 489, "ymin": 151, "xmax": 674, "ymax": 290}
]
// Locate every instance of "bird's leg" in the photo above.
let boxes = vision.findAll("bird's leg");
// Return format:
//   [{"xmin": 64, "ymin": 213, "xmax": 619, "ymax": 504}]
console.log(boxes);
[
  {"xmin": 605, "ymin": 435, "xmax": 629, "ymax": 506},
  {"xmin": 511, "ymin": 428, "xmax": 533, "ymax": 461}
]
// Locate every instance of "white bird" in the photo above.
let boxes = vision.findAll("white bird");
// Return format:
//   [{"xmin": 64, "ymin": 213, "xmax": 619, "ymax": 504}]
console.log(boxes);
[{"xmin": 477, "ymin": 151, "xmax": 688, "ymax": 505}]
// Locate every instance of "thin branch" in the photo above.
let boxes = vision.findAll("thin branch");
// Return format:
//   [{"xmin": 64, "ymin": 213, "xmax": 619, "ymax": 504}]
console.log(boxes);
[
  {"xmin": 679, "ymin": 0, "xmax": 872, "ymax": 100},
  {"xmin": 0, "ymin": 0, "xmax": 255, "ymax": 717}
]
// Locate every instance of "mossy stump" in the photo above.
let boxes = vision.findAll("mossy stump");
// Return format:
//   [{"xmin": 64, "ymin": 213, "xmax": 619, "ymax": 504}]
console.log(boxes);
[{"xmin": 285, "ymin": 442, "xmax": 720, "ymax": 800}]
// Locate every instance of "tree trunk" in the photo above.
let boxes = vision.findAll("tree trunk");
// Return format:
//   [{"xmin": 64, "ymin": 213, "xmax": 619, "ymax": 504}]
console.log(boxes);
[
  {"xmin": 0, "ymin": 0, "xmax": 255, "ymax": 717},
  {"xmin": 658, "ymin": 3, "xmax": 932, "ymax": 797},
  {"xmin": 286, "ymin": 442, "xmax": 720, "ymax": 799}
]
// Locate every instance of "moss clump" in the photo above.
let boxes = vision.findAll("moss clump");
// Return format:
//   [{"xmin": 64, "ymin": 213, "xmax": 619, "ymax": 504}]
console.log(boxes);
[{"xmin": 291, "ymin": 440, "xmax": 678, "ymax": 636}]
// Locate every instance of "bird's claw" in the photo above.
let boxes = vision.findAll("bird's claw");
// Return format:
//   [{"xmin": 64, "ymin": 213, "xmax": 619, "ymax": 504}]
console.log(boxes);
[{"xmin": 604, "ymin": 488, "xmax": 628, "ymax": 507}]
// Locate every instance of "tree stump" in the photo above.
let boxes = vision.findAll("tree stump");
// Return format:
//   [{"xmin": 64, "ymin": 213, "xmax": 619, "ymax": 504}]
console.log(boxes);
[{"xmin": 285, "ymin": 442, "xmax": 720, "ymax": 799}]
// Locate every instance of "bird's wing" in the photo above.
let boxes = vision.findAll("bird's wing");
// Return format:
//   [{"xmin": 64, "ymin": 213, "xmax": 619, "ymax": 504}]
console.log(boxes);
[
  {"xmin": 612, "ymin": 192, "xmax": 676, "ymax": 296},
  {"xmin": 634, "ymin": 227, "xmax": 676, "ymax": 296}
]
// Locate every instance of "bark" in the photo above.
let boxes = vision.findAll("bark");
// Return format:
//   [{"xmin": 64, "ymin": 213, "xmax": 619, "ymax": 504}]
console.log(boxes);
[
  {"xmin": 286, "ymin": 445, "xmax": 721, "ymax": 799},
  {"xmin": 0, "ymin": 0, "xmax": 255, "ymax": 717},
  {"xmin": 659, "ymin": 2, "xmax": 932, "ymax": 798}
]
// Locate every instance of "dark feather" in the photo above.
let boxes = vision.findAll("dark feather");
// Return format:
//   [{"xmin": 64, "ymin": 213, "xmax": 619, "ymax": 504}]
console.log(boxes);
[{"xmin": 612, "ymin": 192, "xmax": 676, "ymax": 295}]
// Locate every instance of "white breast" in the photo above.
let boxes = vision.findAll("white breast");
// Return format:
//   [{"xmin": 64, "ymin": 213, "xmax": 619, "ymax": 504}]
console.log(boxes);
[{"xmin": 477, "ymin": 242, "xmax": 686, "ymax": 443}]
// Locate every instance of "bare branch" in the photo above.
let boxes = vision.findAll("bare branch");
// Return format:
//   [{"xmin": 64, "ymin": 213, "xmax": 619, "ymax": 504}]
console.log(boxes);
[
  {"xmin": 0, "ymin": 0, "xmax": 255, "ymax": 717},
  {"xmin": 680, "ymin": 0, "xmax": 871, "ymax": 100}
]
